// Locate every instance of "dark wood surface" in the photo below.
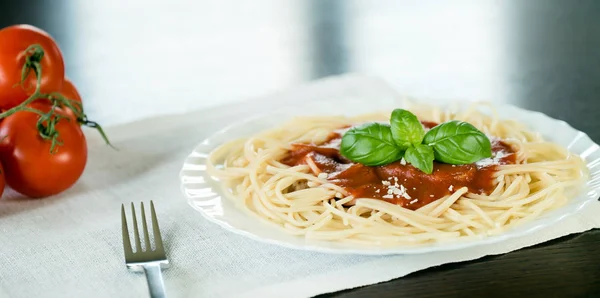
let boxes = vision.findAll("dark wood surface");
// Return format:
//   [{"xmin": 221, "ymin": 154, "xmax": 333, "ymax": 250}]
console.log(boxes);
[
  {"xmin": 321, "ymin": 230, "xmax": 600, "ymax": 298},
  {"xmin": 1, "ymin": 1, "xmax": 599, "ymax": 297}
]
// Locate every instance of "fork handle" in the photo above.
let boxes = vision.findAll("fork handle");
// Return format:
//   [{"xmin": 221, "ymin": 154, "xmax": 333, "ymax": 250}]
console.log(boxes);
[{"xmin": 142, "ymin": 263, "xmax": 167, "ymax": 298}]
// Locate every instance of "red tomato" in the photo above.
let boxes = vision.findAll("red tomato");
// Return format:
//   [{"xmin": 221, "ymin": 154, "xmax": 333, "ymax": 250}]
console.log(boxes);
[
  {"xmin": 60, "ymin": 78, "xmax": 83, "ymax": 120},
  {"xmin": 0, "ymin": 162, "xmax": 5, "ymax": 198},
  {"xmin": 0, "ymin": 25, "xmax": 65, "ymax": 110},
  {"xmin": 0, "ymin": 102, "xmax": 87, "ymax": 198},
  {"xmin": 61, "ymin": 78, "xmax": 82, "ymax": 104}
]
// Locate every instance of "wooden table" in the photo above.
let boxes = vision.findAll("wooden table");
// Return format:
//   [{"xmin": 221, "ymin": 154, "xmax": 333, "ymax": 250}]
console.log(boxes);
[
  {"xmin": 323, "ymin": 229, "xmax": 600, "ymax": 297},
  {"xmin": 2, "ymin": 1, "xmax": 599, "ymax": 297}
]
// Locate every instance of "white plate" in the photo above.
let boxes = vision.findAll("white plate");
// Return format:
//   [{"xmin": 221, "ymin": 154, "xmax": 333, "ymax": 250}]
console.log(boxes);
[{"xmin": 179, "ymin": 95, "xmax": 600, "ymax": 255}]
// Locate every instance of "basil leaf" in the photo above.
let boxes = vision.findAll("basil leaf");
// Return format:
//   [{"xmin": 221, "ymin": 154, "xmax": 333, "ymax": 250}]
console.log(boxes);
[
  {"xmin": 390, "ymin": 109, "xmax": 425, "ymax": 149},
  {"xmin": 404, "ymin": 144, "xmax": 434, "ymax": 174},
  {"xmin": 340, "ymin": 123, "xmax": 404, "ymax": 166},
  {"xmin": 423, "ymin": 120, "xmax": 492, "ymax": 164}
]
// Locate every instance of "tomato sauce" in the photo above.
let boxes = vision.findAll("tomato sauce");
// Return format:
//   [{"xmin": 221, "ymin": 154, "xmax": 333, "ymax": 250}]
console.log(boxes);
[{"xmin": 280, "ymin": 123, "xmax": 517, "ymax": 210}]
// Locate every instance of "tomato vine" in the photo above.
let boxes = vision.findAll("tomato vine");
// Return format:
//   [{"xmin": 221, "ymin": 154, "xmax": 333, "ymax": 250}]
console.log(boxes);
[{"xmin": 0, "ymin": 44, "xmax": 112, "ymax": 153}]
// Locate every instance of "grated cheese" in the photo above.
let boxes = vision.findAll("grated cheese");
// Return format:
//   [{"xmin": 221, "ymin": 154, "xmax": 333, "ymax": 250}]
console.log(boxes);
[
  {"xmin": 475, "ymin": 150, "xmax": 511, "ymax": 168},
  {"xmin": 381, "ymin": 179, "xmax": 411, "ymax": 200},
  {"xmin": 486, "ymin": 134, "xmax": 500, "ymax": 142}
]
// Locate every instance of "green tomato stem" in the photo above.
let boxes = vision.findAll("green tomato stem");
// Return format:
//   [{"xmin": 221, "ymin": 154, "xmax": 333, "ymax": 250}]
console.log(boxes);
[{"xmin": 0, "ymin": 43, "xmax": 114, "ymax": 153}]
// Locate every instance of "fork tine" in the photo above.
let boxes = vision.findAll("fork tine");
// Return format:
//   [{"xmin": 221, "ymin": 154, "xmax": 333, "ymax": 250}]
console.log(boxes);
[
  {"xmin": 150, "ymin": 201, "xmax": 165, "ymax": 253},
  {"xmin": 121, "ymin": 204, "xmax": 134, "ymax": 259},
  {"xmin": 131, "ymin": 202, "xmax": 142, "ymax": 252},
  {"xmin": 140, "ymin": 202, "xmax": 151, "ymax": 251}
]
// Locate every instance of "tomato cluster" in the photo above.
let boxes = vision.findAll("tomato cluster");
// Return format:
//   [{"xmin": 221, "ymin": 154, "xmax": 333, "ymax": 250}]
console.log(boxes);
[{"xmin": 0, "ymin": 24, "xmax": 104, "ymax": 198}]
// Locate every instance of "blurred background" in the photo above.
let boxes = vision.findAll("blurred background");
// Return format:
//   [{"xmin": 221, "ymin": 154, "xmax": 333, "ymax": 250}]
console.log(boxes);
[{"xmin": 0, "ymin": 0, "xmax": 598, "ymax": 133}]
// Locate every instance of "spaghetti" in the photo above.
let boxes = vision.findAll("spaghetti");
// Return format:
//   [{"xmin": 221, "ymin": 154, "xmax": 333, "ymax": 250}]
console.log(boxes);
[{"xmin": 207, "ymin": 103, "xmax": 588, "ymax": 246}]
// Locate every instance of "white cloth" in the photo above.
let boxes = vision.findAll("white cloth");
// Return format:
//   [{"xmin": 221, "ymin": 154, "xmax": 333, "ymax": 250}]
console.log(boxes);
[{"xmin": 0, "ymin": 74, "xmax": 598, "ymax": 298}]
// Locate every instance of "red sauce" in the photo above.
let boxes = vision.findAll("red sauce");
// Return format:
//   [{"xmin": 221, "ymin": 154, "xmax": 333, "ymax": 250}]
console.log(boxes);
[{"xmin": 281, "ymin": 122, "xmax": 517, "ymax": 210}]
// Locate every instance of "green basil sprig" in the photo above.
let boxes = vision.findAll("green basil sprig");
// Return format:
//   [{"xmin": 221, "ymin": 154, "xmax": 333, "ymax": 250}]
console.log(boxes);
[
  {"xmin": 340, "ymin": 123, "xmax": 404, "ymax": 166},
  {"xmin": 404, "ymin": 144, "xmax": 435, "ymax": 174},
  {"xmin": 390, "ymin": 109, "xmax": 425, "ymax": 149},
  {"xmin": 423, "ymin": 120, "xmax": 492, "ymax": 164},
  {"xmin": 340, "ymin": 109, "xmax": 492, "ymax": 174}
]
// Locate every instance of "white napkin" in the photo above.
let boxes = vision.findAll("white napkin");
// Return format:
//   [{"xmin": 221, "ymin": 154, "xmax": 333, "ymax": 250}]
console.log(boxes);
[{"xmin": 0, "ymin": 74, "xmax": 597, "ymax": 298}]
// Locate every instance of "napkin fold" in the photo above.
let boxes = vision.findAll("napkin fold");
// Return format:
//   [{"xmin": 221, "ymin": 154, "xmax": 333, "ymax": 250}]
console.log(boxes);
[{"xmin": 0, "ymin": 74, "xmax": 597, "ymax": 298}]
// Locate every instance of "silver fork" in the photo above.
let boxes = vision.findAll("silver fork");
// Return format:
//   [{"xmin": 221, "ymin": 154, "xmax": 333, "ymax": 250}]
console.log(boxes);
[{"xmin": 121, "ymin": 201, "xmax": 169, "ymax": 298}]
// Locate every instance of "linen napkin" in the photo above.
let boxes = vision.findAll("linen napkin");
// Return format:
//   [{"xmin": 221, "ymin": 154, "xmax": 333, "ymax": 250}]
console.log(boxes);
[{"xmin": 0, "ymin": 74, "xmax": 597, "ymax": 298}]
